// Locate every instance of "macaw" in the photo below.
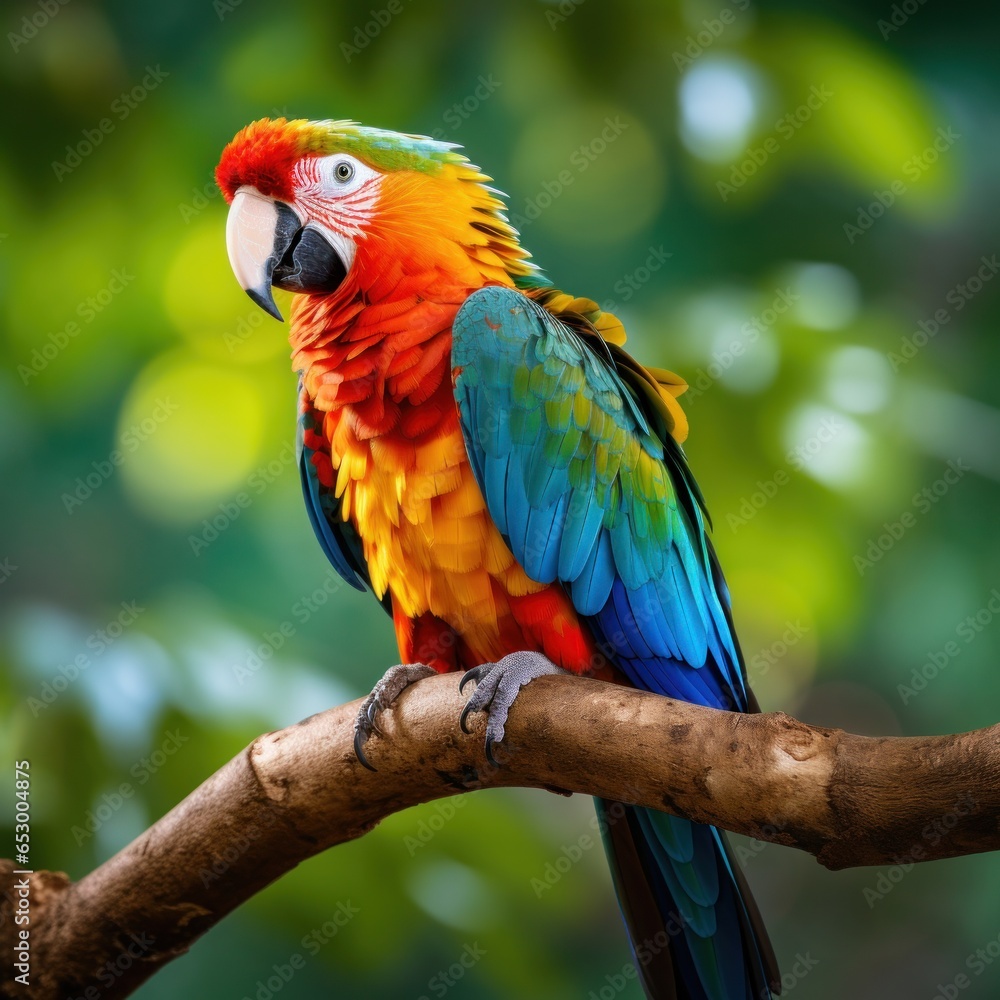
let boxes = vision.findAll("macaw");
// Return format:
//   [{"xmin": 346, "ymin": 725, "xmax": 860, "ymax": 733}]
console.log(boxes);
[{"xmin": 217, "ymin": 118, "xmax": 781, "ymax": 1000}]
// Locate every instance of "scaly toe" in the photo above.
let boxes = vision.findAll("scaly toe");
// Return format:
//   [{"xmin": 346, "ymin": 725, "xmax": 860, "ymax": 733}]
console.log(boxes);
[
  {"xmin": 459, "ymin": 667, "xmax": 502, "ymax": 733},
  {"xmin": 459, "ymin": 652, "xmax": 565, "ymax": 763},
  {"xmin": 353, "ymin": 662, "xmax": 435, "ymax": 770}
]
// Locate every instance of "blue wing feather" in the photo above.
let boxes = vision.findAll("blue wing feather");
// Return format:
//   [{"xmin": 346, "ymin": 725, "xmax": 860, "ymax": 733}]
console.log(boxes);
[
  {"xmin": 452, "ymin": 286, "xmax": 775, "ymax": 1000},
  {"xmin": 451, "ymin": 285, "xmax": 747, "ymax": 710}
]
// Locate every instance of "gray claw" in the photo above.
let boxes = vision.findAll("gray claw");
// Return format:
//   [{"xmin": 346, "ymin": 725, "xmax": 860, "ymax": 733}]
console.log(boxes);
[
  {"xmin": 354, "ymin": 662, "xmax": 435, "ymax": 770},
  {"xmin": 459, "ymin": 652, "xmax": 563, "ymax": 763}
]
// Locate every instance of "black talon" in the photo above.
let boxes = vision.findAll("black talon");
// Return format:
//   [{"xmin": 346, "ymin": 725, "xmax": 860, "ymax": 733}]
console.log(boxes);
[
  {"xmin": 459, "ymin": 700, "xmax": 477, "ymax": 735},
  {"xmin": 354, "ymin": 730, "xmax": 377, "ymax": 772},
  {"xmin": 459, "ymin": 666, "xmax": 481, "ymax": 694},
  {"xmin": 457, "ymin": 652, "xmax": 564, "ymax": 766},
  {"xmin": 366, "ymin": 701, "xmax": 383, "ymax": 734}
]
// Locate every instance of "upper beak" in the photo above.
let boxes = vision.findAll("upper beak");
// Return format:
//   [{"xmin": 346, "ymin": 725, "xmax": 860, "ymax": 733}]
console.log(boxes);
[{"xmin": 225, "ymin": 189, "xmax": 348, "ymax": 322}]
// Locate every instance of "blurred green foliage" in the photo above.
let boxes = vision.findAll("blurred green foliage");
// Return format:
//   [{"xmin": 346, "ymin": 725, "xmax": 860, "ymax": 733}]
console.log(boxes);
[{"xmin": 2, "ymin": 0, "xmax": 999, "ymax": 997}]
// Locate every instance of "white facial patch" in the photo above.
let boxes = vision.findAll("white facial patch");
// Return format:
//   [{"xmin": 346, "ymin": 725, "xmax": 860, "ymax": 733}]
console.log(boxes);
[{"xmin": 291, "ymin": 153, "xmax": 382, "ymax": 255}]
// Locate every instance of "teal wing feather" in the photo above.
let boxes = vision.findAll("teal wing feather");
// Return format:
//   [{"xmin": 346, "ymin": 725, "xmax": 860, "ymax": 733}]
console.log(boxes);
[
  {"xmin": 451, "ymin": 285, "xmax": 747, "ymax": 709},
  {"xmin": 451, "ymin": 286, "xmax": 778, "ymax": 1000}
]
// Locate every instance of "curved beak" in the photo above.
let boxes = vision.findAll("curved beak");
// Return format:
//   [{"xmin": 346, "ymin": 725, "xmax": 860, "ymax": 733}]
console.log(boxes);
[{"xmin": 225, "ymin": 189, "xmax": 348, "ymax": 322}]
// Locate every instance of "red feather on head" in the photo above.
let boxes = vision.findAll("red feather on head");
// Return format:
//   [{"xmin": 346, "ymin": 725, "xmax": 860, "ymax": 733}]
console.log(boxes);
[{"xmin": 215, "ymin": 118, "xmax": 309, "ymax": 204}]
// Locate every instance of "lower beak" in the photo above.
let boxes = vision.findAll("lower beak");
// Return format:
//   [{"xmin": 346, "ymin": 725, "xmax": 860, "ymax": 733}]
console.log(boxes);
[{"xmin": 225, "ymin": 189, "xmax": 348, "ymax": 321}]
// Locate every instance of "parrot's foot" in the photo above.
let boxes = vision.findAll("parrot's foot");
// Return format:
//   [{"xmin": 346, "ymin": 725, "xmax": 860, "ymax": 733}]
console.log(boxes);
[
  {"xmin": 459, "ymin": 651, "xmax": 564, "ymax": 767},
  {"xmin": 354, "ymin": 662, "xmax": 435, "ymax": 771}
]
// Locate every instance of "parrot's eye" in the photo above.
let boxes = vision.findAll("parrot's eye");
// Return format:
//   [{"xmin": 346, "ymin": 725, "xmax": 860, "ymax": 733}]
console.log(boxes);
[{"xmin": 308, "ymin": 154, "xmax": 375, "ymax": 196}]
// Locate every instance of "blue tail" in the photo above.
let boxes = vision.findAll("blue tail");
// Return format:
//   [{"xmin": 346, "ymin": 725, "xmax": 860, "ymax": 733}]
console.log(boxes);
[{"xmin": 597, "ymin": 800, "xmax": 780, "ymax": 1000}]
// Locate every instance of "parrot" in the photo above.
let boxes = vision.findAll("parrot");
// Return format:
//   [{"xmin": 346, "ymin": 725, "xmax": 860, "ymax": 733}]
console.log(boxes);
[{"xmin": 217, "ymin": 117, "xmax": 781, "ymax": 1000}]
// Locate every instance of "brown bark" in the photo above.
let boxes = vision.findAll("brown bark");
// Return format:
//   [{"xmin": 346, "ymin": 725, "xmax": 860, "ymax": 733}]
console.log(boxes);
[{"xmin": 2, "ymin": 672, "xmax": 999, "ymax": 998}]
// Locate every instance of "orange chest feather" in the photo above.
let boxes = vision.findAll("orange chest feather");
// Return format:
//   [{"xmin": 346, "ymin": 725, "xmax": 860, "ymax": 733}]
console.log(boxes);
[
  {"xmin": 326, "ymin": 399, "xmax": 552, "ymax": 661},
  {"xmin": 303, "ymin": 290, "xmax": 599, "ymax": 672}
]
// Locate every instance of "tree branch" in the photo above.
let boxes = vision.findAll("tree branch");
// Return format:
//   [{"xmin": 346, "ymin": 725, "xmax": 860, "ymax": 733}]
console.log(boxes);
[{"xmin": 3, "ymin": 672, "xmax": 999, "ymax": 997}]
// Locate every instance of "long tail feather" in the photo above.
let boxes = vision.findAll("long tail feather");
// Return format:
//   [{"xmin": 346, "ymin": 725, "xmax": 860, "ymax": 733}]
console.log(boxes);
[{"xmin": 598, "ymin": 800, "xmax": 781, "ymax": 1000}]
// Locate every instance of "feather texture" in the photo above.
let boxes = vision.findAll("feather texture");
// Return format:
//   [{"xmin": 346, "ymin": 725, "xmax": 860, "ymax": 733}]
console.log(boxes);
[
  {"xmin": 452, "ymin": 287, "xmax": 779, "ymax": 1000},
  {"xmin": 220, "ymin": 117, "xmax": 780, "ymax": 1000}
]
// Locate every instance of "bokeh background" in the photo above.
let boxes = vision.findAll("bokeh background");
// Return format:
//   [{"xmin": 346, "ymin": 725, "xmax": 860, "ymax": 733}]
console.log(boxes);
[{"xmin": 2, "ymin": 0, "xmax": 999, "ymax": 996}]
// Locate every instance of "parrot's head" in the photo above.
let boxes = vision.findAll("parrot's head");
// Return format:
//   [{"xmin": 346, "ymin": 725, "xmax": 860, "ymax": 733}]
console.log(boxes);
[{"xmin": 217, "ymin": 117, "xmax": 534, "ymax": 322}]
